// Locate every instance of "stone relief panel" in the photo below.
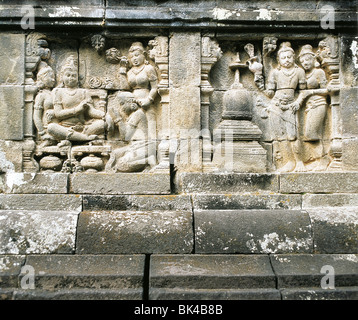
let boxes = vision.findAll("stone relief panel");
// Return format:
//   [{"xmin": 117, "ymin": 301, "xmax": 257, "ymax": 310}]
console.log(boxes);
[
  {"xmin": 26, "ymin": 33, "xmax": 167, "ymax": 173},
  {"xmin": 207, "ymin": 36, "xmax": 341, "ymax": 173}
]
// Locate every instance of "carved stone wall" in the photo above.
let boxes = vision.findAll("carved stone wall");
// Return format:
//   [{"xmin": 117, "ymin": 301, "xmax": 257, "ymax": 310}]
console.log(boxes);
[{"xmin": 0, "ymin": 1, "xmax": 357, "ymax": 177}]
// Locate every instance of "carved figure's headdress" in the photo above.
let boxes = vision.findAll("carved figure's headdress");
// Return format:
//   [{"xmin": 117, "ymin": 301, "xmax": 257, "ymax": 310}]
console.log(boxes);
[
  {"xmin": 61, "ymin": 55, "xmax": 78, "ymax": 74},
  {"xmin": 128, "ymin": 42, "xmax": 145, "ymax": 55},
  {"xmin": 277, "ymin": 42, "xmax": 295, "ymax": 56},
  {"xmin": 298, "ymin": 44, "xmax": 315, "ymax": 58}
]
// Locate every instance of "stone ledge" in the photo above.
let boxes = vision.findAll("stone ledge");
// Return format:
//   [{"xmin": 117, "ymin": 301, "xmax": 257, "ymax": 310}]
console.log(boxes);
[
  {"xmin": 83, "ymin": 194, "xmax": 192, "ymax": 211},
  {"xmin": 281, "ymin": 287, "xmax": 358, "ymax": 300},
  {"xmin": 270, "ymin": 254, "xmax": 358, "ymax": 288},
  {"xmin": 0, "ymin": 194, "xmax": 82, "ymax": 211},
  {"xmin": 149, "ymin": 254, "xmax": 276, "ymax": 290},
  {"xmin": 2, "ymin": 173, "xmax": 69, "ymax": 194},
  {"xmin": 279, "ymin": 172, "xmax": 358, "ymax": 194},
  {"xmin": 76, "ymin": 210, "xmax": 193, "ymax": 254},
  {"xmin": 177, "ymin": 173, "xmax": 279, "ymax": 194},
  {"xmin": 24, "ymin": 255, "xmax": 145, "ymax": 291},
  {"xmin": 70, "ymin": 173, "xmax": 171, "ymax": 195},
  {"xmin": 149, "ymin": 288, "xmax": 281, "ymax": 300},
  {"xmin": 194, "ymin": 210, "xmax": 313, "ymax": 254}
]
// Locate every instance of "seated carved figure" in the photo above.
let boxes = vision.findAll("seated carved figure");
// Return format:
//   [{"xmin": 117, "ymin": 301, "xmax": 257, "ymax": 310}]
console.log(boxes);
[
  {"xmin": 47, "ymin": 55, "xmax": 106, "ymax": 143},
  {"xmin": 105, "ymin": 92, "xmax": 156, "ymax": 172}
]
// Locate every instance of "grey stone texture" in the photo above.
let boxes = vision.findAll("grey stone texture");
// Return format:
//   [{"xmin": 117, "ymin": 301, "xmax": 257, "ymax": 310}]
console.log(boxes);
[
  {"xmin": 0, "ymin": 210, "xmax": 79, "ymax": 254},
  {"xmin": 70, "ymin": 173, "xmax": 170, "ymax": 195},
  {"xmin": 3, "ymin": 173, "xmax": 69, "ymax": 194},
  {"xmin": 0, "ymin": 255, "xmax": 26, "ymax": 287},
  {"xmin": 194, "ymin": 210, "xmax": 313, "ymax": 254},
  {"xmin": 0, "ymin": 86, "xmax": 24, "ymax": 140},
  {"xmin": 76, "ymin": 210, "xmax": 193, "ymax": 254}
]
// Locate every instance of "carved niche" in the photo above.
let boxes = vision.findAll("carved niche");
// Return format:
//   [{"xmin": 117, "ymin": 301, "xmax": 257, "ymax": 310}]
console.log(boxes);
[
  {"xmin": 27, "ymin": 33, "xmax": 168, "ymax": 173},
  {"xmin": 207, "ymin": 36, "xmax": 341, "ymax": 173}
]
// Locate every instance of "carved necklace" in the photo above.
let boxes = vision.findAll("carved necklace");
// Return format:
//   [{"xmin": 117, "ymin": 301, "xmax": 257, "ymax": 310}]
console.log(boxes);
[
  {"xmin": 131, "ymin": 64, "xmax": 145, "ymax": 75},
  {"xmin": 281, "ymin": 67, "xmax": 296, "ymax": 78},
  {"xmin": 65, "ymin": 88, "xmax": 79, "ymax": 96},
  {"xmin": 305, "ymin": 69, "xmax": 315, "ymax": 79}
]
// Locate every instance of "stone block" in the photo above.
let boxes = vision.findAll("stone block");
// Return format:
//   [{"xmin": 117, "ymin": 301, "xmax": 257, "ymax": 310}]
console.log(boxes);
[
  {"xmin": 83, "ymin": 194, "xmax": 192, "ymax": 211},
  {"xmin": 169, "ymin": 32, "xmax": 201, "ymax": 88},
  {"xmin": 340, "ymin": 87, "xmax": 358, "ymax": 138},
  {"xmin": 192, "ymin": 194, "xmax": 302, "ymax": 210},
  {"xmin": 0, "ymin": 34, "xmax": 25, "ymax": 85},
  {"xmin": 0, "ymin": 86, "xmax": 24, "ymax": 140},
  {"xmin": 0, "ymin": 210, "xmax": 79, "ymax": 254},
  {"xmin": 0, "ymin": 141, "xmax": 23, "ymax": 172},
  {"xmin": 0, "ymin": 194, "xmax": 82, "ymax": 211},
  {"xmin": 149, "ymin": 255, "xmax": 276, "ymax": 289},
  {"xmin": 281, "ymin": 287, "xmax": 358, "ymax": 300},
  {"xmin": 194, "ymin": 210, "xmax": 313, "ymax": 254},
  {"xmin": 76, "ymin": 210, "xmax": 193, "ymax": 254},
  {"xmin": 13, "ymin": 288, "xmax": 142, "ymax": 300},
  {"xmin": 270, "ymin": 254, "xmax": 358, "ymax": 288},
  {"xmin": 3, "ymin": 172, "xmax": 69, "ymax": 194},
  {"xmin": 70, "ymin": 173, "xmax": 170, "ymax": 195},
  {"xmin": 307, "ymin": 207, "xmax": 358, "ymax": 253},
  {"xmin": 23, "ymin": 255, "xmax": 145, "ymax": 291},
  {"xmin": 0, "ymin": 255, "xmax": 26, "ymax": 288},
  {"xmin": 279, "ymin": 172, "xmax": 358, "ymax": 193},
  {"xmin": 342, "ymin": 138, "xmax": 358, "ymax": 171},
  {"xmin": 303, "ymin": 193, "xmax": 358, "ymax": 208},
  {"xmin": 177, "ymin": 172, "xmax": 279, "ymax": 194},
  {"xmin": 149, "ymin": 288, "xmax": 280, "ymax": 300}
]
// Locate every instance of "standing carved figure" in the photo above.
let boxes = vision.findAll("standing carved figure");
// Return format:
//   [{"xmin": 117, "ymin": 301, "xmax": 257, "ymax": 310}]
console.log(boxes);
[
  {"xmin": 266, "ymin": 42, "xmax": 306, "ymax": 172},
  {"xmin": 126, "ymin": 42, "xmax": 158, "ymax": 109},
  {"xmin": 33, "ymin": 65, "xmax": 57, "ymax": 147},
  {"xmin": 47, "ymin": 56, "xmax": 106, "ymax": 143},
  {"xmin": 298, "ymin": 44, "xmax": 330, "ymax": 171}
]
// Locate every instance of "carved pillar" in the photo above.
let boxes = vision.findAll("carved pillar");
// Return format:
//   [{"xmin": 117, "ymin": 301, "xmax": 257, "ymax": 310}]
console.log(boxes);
[
  {"xmin": 149, "ymin": 36, "xmax": 170, "ymax": 171},
  {"xmin": 318, "ymin": 36, "xmax": 342, "ymax": 171},
  {"xmin": 23, "ymin": 33, "xmax": 49, "ymax": 172},
  {"xmin": 201, "ymin": 37, "xmax": 222, "ymax": 171}
]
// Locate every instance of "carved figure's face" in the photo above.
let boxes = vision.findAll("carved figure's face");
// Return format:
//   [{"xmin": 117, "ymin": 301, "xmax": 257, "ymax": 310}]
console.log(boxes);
[
  {"xmin": 279, "ymin": 51, "xmax": 294, "ymax": 68},
  {"xmin": 123, "ymin": 97, "xmax": 138, "ymax": 115},
  {"xmin": 43, "ymin": 70, "xmax": 56, "ymax": 88},
  {"xmin": 129, "ymin": 50, "xmax": 145, "ymax": 67},
  {"xmin": 63, "ymin": 70, "xmax": 78, "ymax": 88},
  {"xmin": 299, "ymin": 54, "xmax": 315, "ymax": 71}
]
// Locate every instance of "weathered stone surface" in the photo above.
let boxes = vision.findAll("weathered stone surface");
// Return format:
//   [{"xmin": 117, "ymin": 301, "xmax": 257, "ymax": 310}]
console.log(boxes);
[
  {"xmin": 0, "ymin": 255, "xmax": 25, "ymax": 287},
  {"xmin": 83, "ymin": 194, "xmax": 192, "ymax": 211},
  {"xmin": 194, "ymin": 210, "xmax": 313, "ymax": 254},
  {"xmin": 76, "ymin": 210, "xmax": 193, "ymax": 254},
  {"xmin": 0, "ymin": 194, "xmax": 82, "ymax": 211},
  {"xmin": 342, "ymin": 138, "xmax": 358, "ymax": 171},
  {"xmin": 0, "ymin": 86, "xmax": 24, "ymax": 140},
  {"xmin": 13, "ymin": 288, "xmax": 142, "ymax": 300},
  {"xmin": 177, "ymin": 173, "xmax": 279, "ymax": 194},
  {"xmin": 303, "ymin": 193, "xmax": 358, "ymax": 208},
  {"xmin": 0, "ymin": 210, "xmax": 79, "ymax": 254},
  {"xmin": 192, "ymin": 194, "xmax": 302, "ymax": 210},
  {"xmin": 0, "ymin": 34, "xmax": 25, "ymax": 85},
  {"xmin": 0, "ymin": 141, "xmax": 23, "ymax": 173},
  {"xmin": 150, "ymin": 288, "xmax": 280, "ymax": 300},
  {"xmin": 150, "ymin": 255, "xmax": 276, "ymax": 289},
  {"xmin": 23, "ymin": 255, "xmax": 145, "ymax": 291},
  {"xmin": 281, "ymin": 287, "xmax": 358, "ymax": 300},
  {"xmin": 279, "ymin": 173, "xmax": 358, "ymax": 193},
  {"xmin": 341, "ymin": 88, "xmax": 358, "ymax": 137},
  {"xmin": 307, "ymin": 208, "xmax": 358, "ymax": 253},
  {"xmin": 3, "ymin": 173, "xmax": 69, "ymax": 194},
  {"xmin": 271, "ymin": 254, "xmax": 358, "ymax": 288},
  {"xmin": 70, "ymin": 173, "xmax": 170, "ymax": 195}
]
